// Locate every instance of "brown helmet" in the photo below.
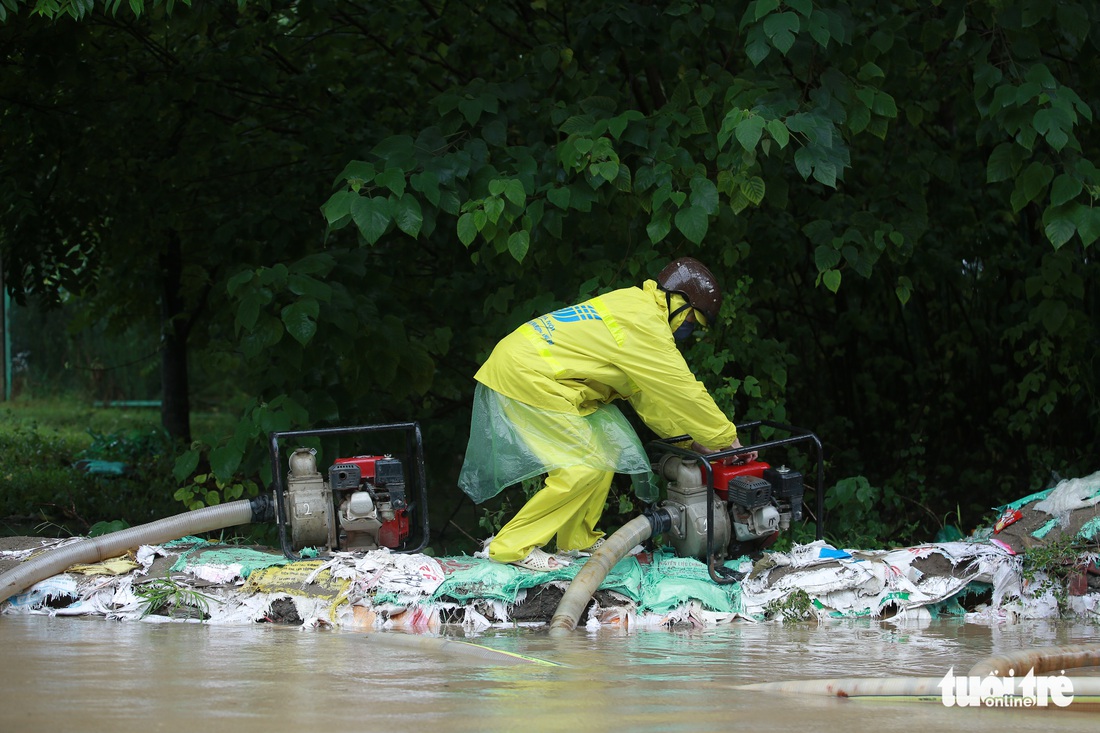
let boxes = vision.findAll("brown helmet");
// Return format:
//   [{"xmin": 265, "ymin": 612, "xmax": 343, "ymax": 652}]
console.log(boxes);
[{"xmin": 656, "ymin": 257, "xmax": 722, "ymax": 327}]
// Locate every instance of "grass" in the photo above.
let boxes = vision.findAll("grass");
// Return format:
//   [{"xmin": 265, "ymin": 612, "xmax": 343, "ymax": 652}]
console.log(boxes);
[
  {"xmin": 133, "ymin": 577, "xmax": 216, "ymax": 620},
  {"xmin": 0, "ymin": 394, "xmax": 235, "ymax": 445},
  {"xmin": 0, "ymin": 394, "xmax": 237, "ymax": 537}
]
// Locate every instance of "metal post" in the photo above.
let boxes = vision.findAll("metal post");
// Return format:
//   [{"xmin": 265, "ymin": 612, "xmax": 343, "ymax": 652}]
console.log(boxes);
[{"xmin": 0, "ymin": 254, "xmax": 8, "ymax": 401}]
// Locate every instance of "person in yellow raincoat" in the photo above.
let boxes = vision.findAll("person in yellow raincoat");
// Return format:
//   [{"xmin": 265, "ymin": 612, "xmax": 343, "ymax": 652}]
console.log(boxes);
[{"xmin": 458, "ymin": 257, "xmax": 753, "ymax": 571}]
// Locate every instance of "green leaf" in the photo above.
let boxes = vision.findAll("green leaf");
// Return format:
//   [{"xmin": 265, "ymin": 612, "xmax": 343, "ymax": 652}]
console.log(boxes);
[
  {"xmin": 848, "ymin": 104, "xmax": 871, "ymax": 134},
  {"xmin": 503, "ymin": 179, "xmax": 526, "ymax": 207},
  {"xmin": 755, "ymin": 0, "xmax": 780, "ymax": 20},
  {"xmin": 375, "ymin": 167, "xmax": 407, "ymax": 197},
  {"xmin": 321, "ymin": 190, "xmax": 355, "ymax": 224},
  {"xmin": 226, "ymin": 269, "xmax": 253, "ymax": 295},
  {"xmin": 765, "ymin": 119, "xmax": 790, "ymax": 148},
  {"xmin": 281, "ymin": 299, "xmax": 319, "ymax": 346},
  {"xmin": 812, "ymin": 160, "xmax": 837, "ymax": 188},
  {"xmin": 807, "ymin": 9, "xmax": 831, "ymax": 47},
  {"xmin": 1038, "ymin": 299, "xmax": 1069, "ymax": 334},
  {"xmin": 872, "ymin": 91, "xmax": 897, "ymax": 118},
  {"xmin": 763, "ymin": 12, "xmax": 800, "ymax": 54},
  {"xmin": 438, "ymin": 189, "xmax": 461, "ymax": 216},
  {"xmin": 1071, "ymin": 205, "xmax": 1100, "ymax": 246},
  {"xmin": 393, "ymin": 194, "xmax": 424, "ymax": 237},
  {"xmin": 735, "ymin": 115, "xmax": 766, "ymax": 151},
  {"xmin": 410, "ymin": 171, "xmax": 441, "ymax": 207},
  {"xmin": 787, "ymin": 0, "xmax": 812, "ymax": 17},
  {"xmin": 547, "ymin": 186, "xmax": 571, "ymax": 210},
  {"xmin": 794, "ymin": 147, "xmax": 814, "ymax": 180},
  {"xmin": 458, "ymin": 97, "xmax": 483, "ymax": 125},
  {"xmin": 1050, "ymin": 175, "xmax": 1082, "ymax": 207},
  {"xmin": 895, "ymin": 276, "xmax": 912, "ymax": 306},
  {"xmin": 814, "ymin": 245, "xmax": 841, "ymax": 271},
  {"xmin": 235, "ymin": 295, "xmax": 261, "ymax": 333},
  {"xmin": 729, "ymin": 189, "xmax": 751, "ymax": 215},
  {"xmin": 332, "ymin": 160, "xmax": 376, "ymax": 189},
  {"xmin": 210, "ymin": 445, "xmax": 243, "ymax": 483},
  {"xmin": 986, "ymin": 143, "xmax": 1021, "ymax": 183},
  {"xmin": 457, "ymin": 212, "xmax": 478, "ymax": 246},
  {"xmin": 675, "ymin": 204, "xmax": 709, "ymax": 244},
  {"xmin": 822, "ymin": 268, "xmax": 842, "ymax": 292},
  {"xmin": 350, "ymin": 196, "xmax": 392, "ymax": 245},
  {"xmin": 687, "ymin": 106, "xmax": 708, "ymax": 135},
  {"xmin": 287, "ymin": 274, "xmax": 332, "ymax": 302},
  {"xmin": 858, "ymin": 62, "xmax": 885, "ymax": 81},
  {"xmin": 608, "ymin": 110, "xmax": 644, "ymax": 140},
  {"xmin": 484, "ymin": 196, "xmax": 506, "ymax": 224},
  {"xmin": 1043, "ymin": 215, "xmax": 1076, "ymax": 249},
  {"xmin": 172, "ymin": 449, "xmax": 201, "ymax": 483},
  {"xmin": 745, "ymin": 26, "xmax": 771, "ymax": 66},
  {"xmin": 689, "ymin": 176, "xmax": 719, "ymax": 215},
  {"xmin": 647, "ymin": 210, "xmax": 672, "ymax": 243},
  {"xmin": 1012, "ymin": 162, "xmax": 1054, "ymax": 211},
  {"xmin": 740, "ymin": 176, "xmax": 766, "ymax": 205},
  {"xmin": 507, "ymin": 230, "xmax": 530, "ymax": 262},
  {"xmin": 595, "ymin": 160, "xmax": 619, "ymax": 182}
]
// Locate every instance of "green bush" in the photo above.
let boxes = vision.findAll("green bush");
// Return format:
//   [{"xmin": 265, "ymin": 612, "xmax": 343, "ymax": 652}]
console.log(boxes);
[{"xmin": 0, "ymin": 421, "xmax": 180, "ymax": 535}]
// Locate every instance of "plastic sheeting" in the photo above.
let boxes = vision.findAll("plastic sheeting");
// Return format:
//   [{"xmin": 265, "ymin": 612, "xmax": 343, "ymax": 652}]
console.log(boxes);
[
  {"xmin": 1034, "ymin": 470, "xmax": 1100, "ymax": 524},
  {"xmin": 458, "ymin": 383, "xmax": 656, "ymax": 503},
  {"xmin": 3, "ymin": 472, "xmax": 1099, "ymax": 631}
]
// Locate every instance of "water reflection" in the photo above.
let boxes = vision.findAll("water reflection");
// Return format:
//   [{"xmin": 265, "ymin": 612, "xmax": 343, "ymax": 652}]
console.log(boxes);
[{"xmin": 0, "ymin": 616, "xmax": 1096, "ymax": 732}]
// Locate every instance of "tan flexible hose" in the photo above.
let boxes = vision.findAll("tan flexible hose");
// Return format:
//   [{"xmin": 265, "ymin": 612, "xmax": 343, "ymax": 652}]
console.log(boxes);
[
  {"xmin": 549, "ymin": 514, "xmax": 653, "ymax": 635},
  {"xmin": 736, "ymin": 643, "xmax": 1100, "ymax": 705},
  {"xmin": 735, "ymin": 675, "xmax": 1100, "ymax": 700},
  {"xmin": 0, "ymin": 500, "xmax": 256, "ymax": 606},
  {"xmin": 736, "ymin": 677, "xmax": 951, "ymax": 698},
  {"xmin": 968, "ymin": 643, "xmax": 1100, "ymax": 677}
]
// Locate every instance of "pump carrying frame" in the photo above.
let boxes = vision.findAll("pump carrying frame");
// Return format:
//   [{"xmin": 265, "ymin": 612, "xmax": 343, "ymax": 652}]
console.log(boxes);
[
  {"xmin": 268, "ymin": 422, "xmax": 431, "ymax": 561},
  {"xmin": 649, "ymin": 420, "xmax": 825, "ymax": 585}
]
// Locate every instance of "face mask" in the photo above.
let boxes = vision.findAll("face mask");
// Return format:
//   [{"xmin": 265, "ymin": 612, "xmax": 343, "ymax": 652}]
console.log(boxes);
[{"xmin": 673, "ymin": 321, "xmax": 695, "ymax": 342}]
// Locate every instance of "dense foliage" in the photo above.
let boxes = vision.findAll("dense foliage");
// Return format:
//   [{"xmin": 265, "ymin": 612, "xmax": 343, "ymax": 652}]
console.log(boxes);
[{"xmin": 2, "ymin": 0, "xmax": 1097, "ymax": 550}]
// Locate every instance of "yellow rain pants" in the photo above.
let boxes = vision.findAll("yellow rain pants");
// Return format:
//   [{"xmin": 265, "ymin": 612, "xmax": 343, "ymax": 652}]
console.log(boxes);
[{"xmin": 488, "ymin": 464, "xmax": 614, "ymax": 562}]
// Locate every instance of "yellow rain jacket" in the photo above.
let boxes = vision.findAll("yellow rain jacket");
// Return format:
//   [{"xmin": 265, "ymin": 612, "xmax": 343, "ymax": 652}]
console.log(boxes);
[{"xmin": 474, "ymin": 279, "xmax": 739, "ymax": 449}]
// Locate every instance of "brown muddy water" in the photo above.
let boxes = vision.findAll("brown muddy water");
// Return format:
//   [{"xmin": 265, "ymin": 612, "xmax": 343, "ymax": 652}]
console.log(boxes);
[{"xmin": 1, "ymin": 615, "xmax": 1097, "ymax": 732}]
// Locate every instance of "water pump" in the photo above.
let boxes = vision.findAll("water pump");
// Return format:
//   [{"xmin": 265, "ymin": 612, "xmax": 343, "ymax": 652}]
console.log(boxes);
[
  {"xmin": 268, "ymin": 422, "xmax": 430, "ymax": 560},
  {"xmin": 649, "ymin": 420, "xmax": 825, "ymax": 577},
  {"xmin": 657, "ymin": 454, "xmax": 805, "ymax": 560}
]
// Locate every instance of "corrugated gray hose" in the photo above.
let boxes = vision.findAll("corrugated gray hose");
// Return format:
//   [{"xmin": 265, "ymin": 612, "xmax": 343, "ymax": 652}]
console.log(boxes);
[{"xmin": 0, "ymin": 499, "xmax": 265, "ymax": 606}]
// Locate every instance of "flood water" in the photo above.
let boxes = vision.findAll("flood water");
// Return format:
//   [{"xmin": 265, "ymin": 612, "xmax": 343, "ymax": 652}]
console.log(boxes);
[{"xmin": 1, "ymin": 615, "xmax": 1097, "ymax": 732}]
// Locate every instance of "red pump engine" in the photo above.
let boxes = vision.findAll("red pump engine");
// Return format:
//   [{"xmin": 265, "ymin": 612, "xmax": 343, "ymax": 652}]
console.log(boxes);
[
  {"xmin": 656, "ymin": 453, "xmax": 805, "ymax": 560},
  {"xmin": 329, "ymin": 455, "xmax": 410, "ymax": 550},
  {"xmin": 281, "ymin": 448, "xmax": 412, "ymax": 553}
]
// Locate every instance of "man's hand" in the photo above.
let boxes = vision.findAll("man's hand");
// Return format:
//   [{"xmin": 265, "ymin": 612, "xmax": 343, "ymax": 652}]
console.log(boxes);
[
  {"xmin": 691, "ymin": 439, "xmax": 758, "ymax": 464},
  {"xmin": 728, "ymin": 439, "xmax": 758, "ymax": 464}
]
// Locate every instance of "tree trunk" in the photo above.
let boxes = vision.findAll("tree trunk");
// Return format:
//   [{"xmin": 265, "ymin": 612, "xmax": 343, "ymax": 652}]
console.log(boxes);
[{"xmin": 159, "ymin": 232, "xmax": 192, "ymax": 444}]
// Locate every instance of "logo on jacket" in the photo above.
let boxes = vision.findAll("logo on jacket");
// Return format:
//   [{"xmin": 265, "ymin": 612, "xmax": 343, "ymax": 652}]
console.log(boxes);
[{"xmin": 527, "ymin": 304, "xmax": 602, "ymax": 345}]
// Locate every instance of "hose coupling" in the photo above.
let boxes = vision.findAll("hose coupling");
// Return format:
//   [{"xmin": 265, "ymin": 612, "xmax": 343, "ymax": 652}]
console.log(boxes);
[
  {"xmin": 644, "ymin": 504, "xmax": 677, "ymax": 536},
  {"xmin": 250, "ymin": 494, "xmax": 277, "ymax": 523}
]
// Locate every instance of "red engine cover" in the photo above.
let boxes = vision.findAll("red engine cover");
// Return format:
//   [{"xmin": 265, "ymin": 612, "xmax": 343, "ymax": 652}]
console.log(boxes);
[
  {"xmin": 378, "ymin": 510, "xmax": 410, "ymax": 548},
  {"xmin": 706, "ymin": 459, "xmax": 771, "ymax": 500},
  {"xmin": 333, "ymin": 455, "xmax": 386, "ymax": 480}
]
